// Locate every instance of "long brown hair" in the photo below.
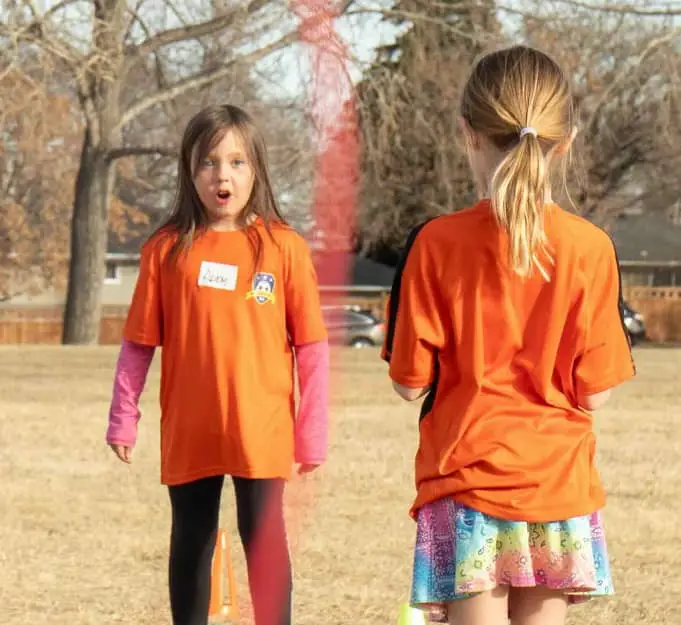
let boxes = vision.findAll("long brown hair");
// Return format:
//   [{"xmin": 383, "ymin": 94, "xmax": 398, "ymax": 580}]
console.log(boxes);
[
  {"xmin": 461, "ymin": 46, "xmax": 574, "ymax": 279},
  {"xmin": 155, "ymin": 104, "xmax": 287, "ymax": 266}
]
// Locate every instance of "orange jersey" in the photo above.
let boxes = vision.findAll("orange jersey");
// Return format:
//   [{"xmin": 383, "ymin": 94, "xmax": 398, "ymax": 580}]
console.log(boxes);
[
  {"xmin": 383, "ymin": 200, "xmax": 635, "ymax": 522},
  {"xmin": 124, "ymin": 220, "xmax": 327, "ymax": 485}
]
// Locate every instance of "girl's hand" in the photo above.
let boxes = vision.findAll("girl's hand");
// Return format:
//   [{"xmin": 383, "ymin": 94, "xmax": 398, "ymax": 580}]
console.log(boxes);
[
  {"xmin": 297, "ymin": 463, "xmax": 320, "ymax": 475},
  {"xmin": 109, "ymin": 443, "xmax": 133, "ymax": 464}
]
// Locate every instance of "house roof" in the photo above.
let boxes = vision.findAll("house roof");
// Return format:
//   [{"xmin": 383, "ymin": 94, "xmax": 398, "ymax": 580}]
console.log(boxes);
[{"xmin": 607, "ymin": 212, "xmax": 681, "ymax": 263}]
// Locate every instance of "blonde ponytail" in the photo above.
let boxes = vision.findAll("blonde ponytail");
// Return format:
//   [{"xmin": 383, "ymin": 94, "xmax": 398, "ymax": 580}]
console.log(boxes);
[
  {"xmin": 460, "ymin": 46, "xmax": 574, "ymax": 281},
  {"xmin": 490, "ymin": 131, "xmax": 551, "ymax": 279}
]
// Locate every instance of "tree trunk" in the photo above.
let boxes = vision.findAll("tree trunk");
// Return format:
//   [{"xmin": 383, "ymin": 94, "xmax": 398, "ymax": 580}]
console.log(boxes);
[{"xmin": 62, "ymin": 128, "xmax": 113, "ymax": 345}]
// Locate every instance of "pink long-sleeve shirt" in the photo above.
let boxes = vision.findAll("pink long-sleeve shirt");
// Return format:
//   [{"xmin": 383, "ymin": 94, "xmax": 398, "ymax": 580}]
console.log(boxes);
[{"xmin": 106, "ymin": 338, "xmax": 330, "ymax": 466}]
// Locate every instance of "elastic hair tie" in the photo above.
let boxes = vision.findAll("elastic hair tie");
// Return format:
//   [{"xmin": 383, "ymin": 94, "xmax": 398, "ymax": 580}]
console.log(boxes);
[{"xmin": 519, "ymin": 127, "xmax": 538, "ymax": 139}]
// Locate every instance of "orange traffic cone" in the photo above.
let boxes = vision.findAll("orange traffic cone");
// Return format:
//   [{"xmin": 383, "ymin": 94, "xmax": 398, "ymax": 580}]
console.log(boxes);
[{"xmin": 208, "ymin": 527, "xmax": 239, "ymax": 623}]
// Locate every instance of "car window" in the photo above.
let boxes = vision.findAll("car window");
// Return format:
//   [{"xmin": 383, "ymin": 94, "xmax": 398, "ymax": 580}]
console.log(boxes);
[
  {"xmin": 323, "ymin": 310, "xmax": 345, "ymax": 326},
  {"xmin": 346, "ymin": 311, "xmax": 374, "ymax": 325}
]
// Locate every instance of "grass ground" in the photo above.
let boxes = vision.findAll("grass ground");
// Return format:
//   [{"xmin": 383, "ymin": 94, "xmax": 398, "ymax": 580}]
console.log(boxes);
[{"xmin": 0, "ymin": 346, "xmax": 679, "ymax": 625}]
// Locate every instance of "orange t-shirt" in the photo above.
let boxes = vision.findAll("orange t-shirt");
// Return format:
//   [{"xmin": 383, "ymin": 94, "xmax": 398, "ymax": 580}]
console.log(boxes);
[
  {"xmin": 382, "ymin": 200, "xmax": 636, "ymax": 522},
  {"xmin": 124, "ymin": 220, "xmax": 327, "ymax": 485}
]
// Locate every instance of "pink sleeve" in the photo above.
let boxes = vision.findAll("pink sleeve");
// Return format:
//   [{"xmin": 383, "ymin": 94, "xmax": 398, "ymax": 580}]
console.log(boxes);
[
  {"xmin": 293, "ymin": 339, "xmax": 330, "ymax": 465},
  {"xmin": 106, "ymin": 339, "xmax": 156, "ymax": 447}
]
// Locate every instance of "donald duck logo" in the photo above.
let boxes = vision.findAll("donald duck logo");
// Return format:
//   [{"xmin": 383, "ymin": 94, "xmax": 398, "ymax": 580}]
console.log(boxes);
[{"xmin": 246, "ymin": 272, "xmax": 276, "ymax": 304}]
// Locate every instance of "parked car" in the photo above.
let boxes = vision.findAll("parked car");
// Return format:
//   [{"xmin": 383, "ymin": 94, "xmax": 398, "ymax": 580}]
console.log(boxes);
[
  {"xmin": 622, "ymin": 301, "xmax": 645, "ymax": 346},
  {"xmin": 322, "ymin": 306, "xmax": 386, "ymax": 348}
]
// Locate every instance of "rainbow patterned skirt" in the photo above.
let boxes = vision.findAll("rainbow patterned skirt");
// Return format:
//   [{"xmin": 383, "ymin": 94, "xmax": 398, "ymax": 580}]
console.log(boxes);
[{"xmin": 411, "ymin": 498, "xmax": 614, "ymax": 622}]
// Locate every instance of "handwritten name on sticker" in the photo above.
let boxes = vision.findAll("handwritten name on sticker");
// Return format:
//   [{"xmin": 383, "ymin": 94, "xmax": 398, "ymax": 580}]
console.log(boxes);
[{"xmin": 198, "ymin": 261, "xmax": 238, "ymax": 291}]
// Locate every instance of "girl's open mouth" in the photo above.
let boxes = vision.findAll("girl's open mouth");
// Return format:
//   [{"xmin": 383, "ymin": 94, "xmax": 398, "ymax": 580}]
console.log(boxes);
[{"xmin": 216, "ymin": 190, "xmax": 231, "ymax": 204}]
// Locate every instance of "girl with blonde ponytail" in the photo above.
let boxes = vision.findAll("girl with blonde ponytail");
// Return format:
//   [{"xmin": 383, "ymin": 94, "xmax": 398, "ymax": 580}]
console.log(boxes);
[{"xmin": 382, "ymin": 46, "xmax": 635, "ymax": 625}]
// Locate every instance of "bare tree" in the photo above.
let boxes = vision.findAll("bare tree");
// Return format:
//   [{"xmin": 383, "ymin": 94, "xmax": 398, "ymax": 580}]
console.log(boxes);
[
  {"xmin": 0, "ymin": 59, "xmax": 81, "ymax": 303},
  {"xmin": 0, "ymin": 0, "xmax": 329, "ymax": 344}
]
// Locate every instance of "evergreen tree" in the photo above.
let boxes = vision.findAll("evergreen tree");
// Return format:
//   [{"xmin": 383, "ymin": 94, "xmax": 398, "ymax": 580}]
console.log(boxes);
[{"xmin": 356, "ymin": 0, "xmax": 499, "ymax": 265}]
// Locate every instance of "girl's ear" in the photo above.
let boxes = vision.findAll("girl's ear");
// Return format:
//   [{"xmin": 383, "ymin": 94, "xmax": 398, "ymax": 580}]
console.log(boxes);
[
  {"xmin": 555, "ymin": 125, "xmax": 578, "ymax": 155},
  {"xmin": 458, "ymin": 116, "xmax": 480, "ymax": 151}
]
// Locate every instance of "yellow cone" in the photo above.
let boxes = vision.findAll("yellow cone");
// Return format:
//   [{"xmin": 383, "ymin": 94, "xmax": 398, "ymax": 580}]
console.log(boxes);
[{"xmin": 397, "ymin": 603, "xmax": 427, "ymax": 625}]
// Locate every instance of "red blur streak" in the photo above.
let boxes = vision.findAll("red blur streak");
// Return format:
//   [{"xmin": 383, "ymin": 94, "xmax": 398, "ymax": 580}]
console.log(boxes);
[
  {"xmin": 293, "ymin": 0, "xmax": 359, "ymax": 308},
  {"xmin": 236, "ymin": 3, "xmax": 358, "ymax": 623}
]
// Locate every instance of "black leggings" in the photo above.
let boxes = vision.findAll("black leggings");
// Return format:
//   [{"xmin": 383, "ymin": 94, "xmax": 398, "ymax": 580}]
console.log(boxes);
[{"xmin": 168, "ymin": 475, "xmax": 291, "ymax": 625}]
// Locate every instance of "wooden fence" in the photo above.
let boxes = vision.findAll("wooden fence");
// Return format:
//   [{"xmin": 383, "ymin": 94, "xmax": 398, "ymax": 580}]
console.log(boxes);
[
  {"xmin": 1, "ymin": 287, "xmax": 680, "ymax": 344},
  {"xmin": 622, "ymin": 287, "xmax": 681, "ymax": 343},
  {"xmin": 0, "ymin": 306, "xmax": 127, "ymax": 345}
]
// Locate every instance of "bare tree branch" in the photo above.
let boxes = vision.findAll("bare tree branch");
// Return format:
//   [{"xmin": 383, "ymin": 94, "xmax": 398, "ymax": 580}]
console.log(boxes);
[
  {"xmin": 345, "ymin": 5, "xmax": 495, "ymax": 43},
  {"xmin": 1, "ymin": 3, "xmax": 85, "ymax": 71},
  {"xmin": 20, "ymin": 0, "xmax": 81, "ymax": 21},
  {"xmin": 125, "ymin": 0, "xmax": 271, "ymax": 61},
  {"xmin": 585, "ymin": 28, "xmax": 681, "ymax": 136},
  {"xmin": 107, "ymin": 145, "xmax": 177, "ymax": 161},
  {"xmin": 545, "ymin": 0, "xmax": 681, "ymax": 17},
  {"xmin": 115, "ymin": 28, "xmax": 298, "ymax": 131},
  {"xmin": 122, "ymin": 0, "xmax": 151, "ymax": 47}
]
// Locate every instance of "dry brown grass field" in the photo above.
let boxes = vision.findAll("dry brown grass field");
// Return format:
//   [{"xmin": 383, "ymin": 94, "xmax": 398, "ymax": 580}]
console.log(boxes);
[{"xmin": 0, "ymin": 345, "xmax": 679, "ymax": 625}]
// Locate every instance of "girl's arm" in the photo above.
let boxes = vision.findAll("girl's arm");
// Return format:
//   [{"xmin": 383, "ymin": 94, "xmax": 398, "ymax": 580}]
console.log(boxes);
[
  {"xmin": 392, "ymin": 381, "xmax": 430, "ymax": 402},
  {"xmin": 381, "ymin": 225, "xmax": 445, "ymax": 403},
  {"xmin": 281, "ymin": 234, "xmax": 330, "ymax": 469},
  {"xmin": 106, "ymin": 339, "xmax": 156, "ymax": 448},
  {"xmin": 572, "ymin": 238, "xmax": 635, "ymax": 410},
  {"xmin": 578, "ymin": 388, "xmax": 612, "ymax": 412},
  {"xmin": 293, "ymin": 339, "xmax": 330, "ymax": 467}
]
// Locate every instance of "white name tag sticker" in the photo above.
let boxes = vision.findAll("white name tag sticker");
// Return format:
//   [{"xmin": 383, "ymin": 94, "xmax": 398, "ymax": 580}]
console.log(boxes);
[{"xmin": 197, "ymin": 261, "xmax": 238, "ymax": 291}]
